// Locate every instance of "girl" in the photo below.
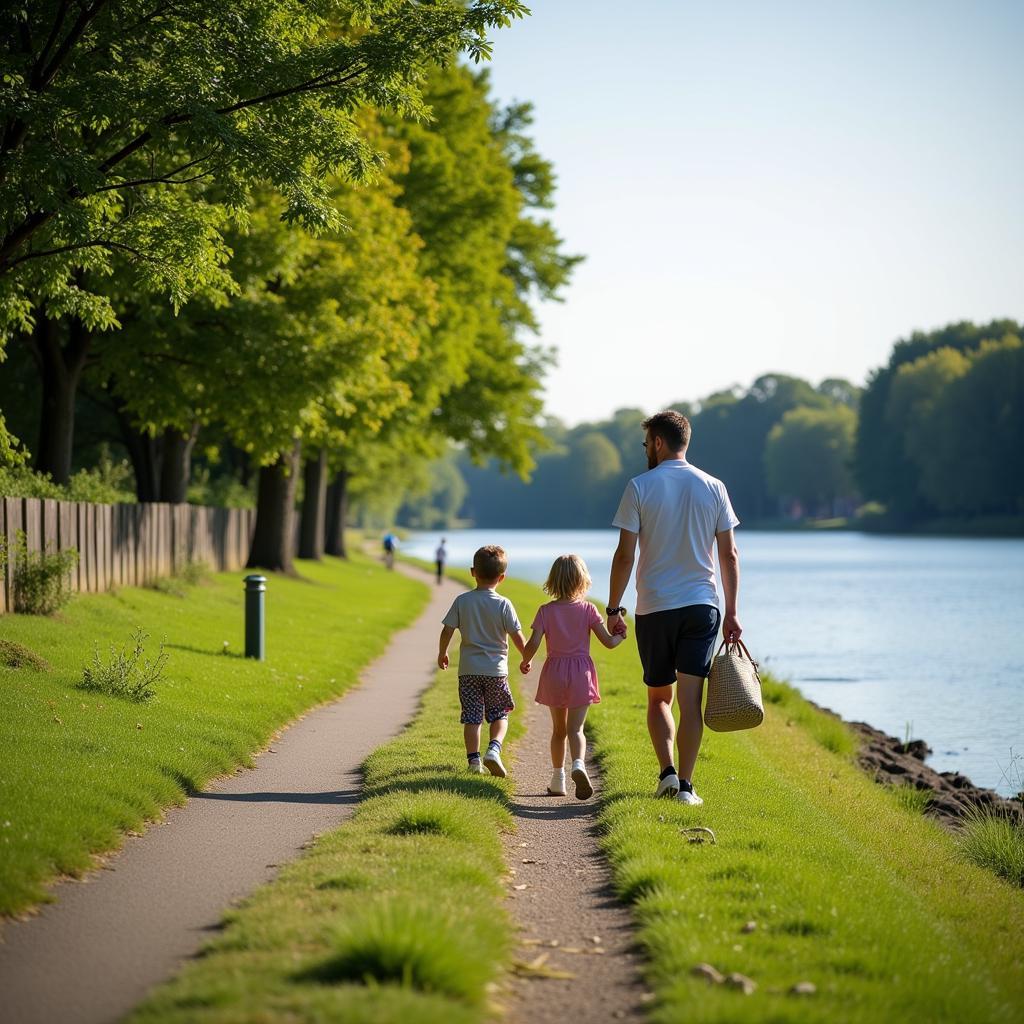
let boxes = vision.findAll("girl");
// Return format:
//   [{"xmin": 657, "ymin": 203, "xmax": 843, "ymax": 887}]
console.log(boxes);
[{"xmin": 520, "ymin": 554, "xmax": 625, "ymax": 799}]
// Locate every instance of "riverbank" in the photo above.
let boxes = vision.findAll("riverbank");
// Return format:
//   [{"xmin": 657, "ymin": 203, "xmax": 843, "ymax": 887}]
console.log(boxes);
[{"xmin": 840, "ymin": 714, "xmax": 1023, "ymax": 827}]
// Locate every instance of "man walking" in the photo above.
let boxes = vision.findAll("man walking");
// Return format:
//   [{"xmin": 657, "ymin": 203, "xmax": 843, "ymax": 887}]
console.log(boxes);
[
  {"xmin": 435, "ymin": 537, "xmax": 448, "ymax": 585},
  {"xmin": 606, "ymin": 410, "xmax": 741, "ymax": 806}
]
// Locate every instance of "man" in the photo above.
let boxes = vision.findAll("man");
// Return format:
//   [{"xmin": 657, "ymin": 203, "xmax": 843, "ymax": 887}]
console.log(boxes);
[
  {"xmin": 435, "ymin": 537, "xmax": 448, "ymax": 585},
  {"xmin": 607, "ymin": 410, "xmax": 741, "ymax": 806}
]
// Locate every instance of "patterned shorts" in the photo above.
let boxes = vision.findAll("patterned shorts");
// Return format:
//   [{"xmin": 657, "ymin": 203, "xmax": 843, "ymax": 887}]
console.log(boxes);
[{"xmin": 458, "ymin": 674, "xmax": 515, "ymax": 725}]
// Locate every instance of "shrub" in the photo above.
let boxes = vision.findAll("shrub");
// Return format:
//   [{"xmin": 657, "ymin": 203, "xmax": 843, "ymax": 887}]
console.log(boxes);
[
  {"xmin": 0, "ymin": 639, "xmax": 50, "ymax": 671},
  {"xmin": 12, "ymin": 532, "xmax": 79, "ymax": 614},
  {"xmin": 958, "ymin": 806, "xmax": 1024, "ymax": 888},
  {"xmin": 0, "ymin": 445, "xmax": 135, "ymax": 504},
  {"xmin": 80, "ymin": 628, "xmax": 168, "ymax": 703},
  {"xmin": 151, "ymin": 560, "xmax": 212, "ymax": 597}
]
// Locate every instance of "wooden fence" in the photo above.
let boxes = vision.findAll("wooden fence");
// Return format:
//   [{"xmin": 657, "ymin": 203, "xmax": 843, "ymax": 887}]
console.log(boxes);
[{"xmin": 0, "ymin": 498, "xmax": 256, "ymax": 615}]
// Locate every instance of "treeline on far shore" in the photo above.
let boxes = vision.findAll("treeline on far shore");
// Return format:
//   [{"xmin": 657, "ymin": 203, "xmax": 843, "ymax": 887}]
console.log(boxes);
[{"xmin": 398, "ymin": 319, "xmax": 1024, "ymax": 533}]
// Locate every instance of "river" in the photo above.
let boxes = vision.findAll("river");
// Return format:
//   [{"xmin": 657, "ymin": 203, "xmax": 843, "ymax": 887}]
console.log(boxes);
[{"xmin": 404, "ymin": 528, "xmax": 1024, "ymax": 797}]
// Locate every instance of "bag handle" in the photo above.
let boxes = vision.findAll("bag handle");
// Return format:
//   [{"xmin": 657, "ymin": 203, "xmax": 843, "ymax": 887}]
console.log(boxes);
[{"xmin": 713, "ymin": 635, "xmax": 758, "ymax": 667}]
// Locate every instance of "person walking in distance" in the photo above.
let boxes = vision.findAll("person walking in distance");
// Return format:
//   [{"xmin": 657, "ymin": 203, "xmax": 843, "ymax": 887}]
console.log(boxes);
[
  {"xmin": 606, "ymin": 410, "xmax": 741, "ymax": 806},
  {"xmin": 435, "ymin": 537, "xmax": 448, "ymax": 585}
]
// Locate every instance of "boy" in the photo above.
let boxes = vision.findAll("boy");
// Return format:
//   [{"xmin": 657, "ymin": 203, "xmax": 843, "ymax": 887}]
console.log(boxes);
[{"xmin": 438, "ymin": 545, "xmax": 527, "ymax": 777}]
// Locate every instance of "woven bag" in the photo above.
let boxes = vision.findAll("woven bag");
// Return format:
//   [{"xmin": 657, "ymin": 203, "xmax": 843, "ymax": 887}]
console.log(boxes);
[{"xmin": 704, "ymin": 637, "xmax": 764, "ymax": 732}]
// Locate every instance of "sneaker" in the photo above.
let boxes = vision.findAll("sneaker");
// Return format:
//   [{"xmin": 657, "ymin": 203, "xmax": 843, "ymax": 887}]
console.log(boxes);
[
  {"xmin": 655, "ymin": 772, "xmax": 680, "ymax": 799},
  {"xmin": 468, "ymin": 759, "xmax": 485, "ymax": 774},
  {"xmin": 571, "ymin": 761, "xmax": 594, "ymax": 800},
  {"xmin": 676, "ymin": 780, "xmax": 703, "ymax": 806},
  {"xmin": 547, "ymin": 769, "xmax": 566, "ymax": 796},
  {"xmin": 483, "ymin": 747, "xmax": 507, "ymax": 778}
]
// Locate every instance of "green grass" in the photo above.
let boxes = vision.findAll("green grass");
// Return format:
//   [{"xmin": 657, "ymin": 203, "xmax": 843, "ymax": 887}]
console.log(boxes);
[
  {"xmin": 126, "ymin": 576, "xmax": 535, "ymax": 1024},
  {"xmin": 958, "ymin": 807, "xmax": 1024, "ymax": 888},
  {"xmin": 0, "ymin": 552, "xmax": 427, "ymax": 917},
  {"xmin": 584, "ymin": 606, "xmax": 1024, "ymax": 1022}
]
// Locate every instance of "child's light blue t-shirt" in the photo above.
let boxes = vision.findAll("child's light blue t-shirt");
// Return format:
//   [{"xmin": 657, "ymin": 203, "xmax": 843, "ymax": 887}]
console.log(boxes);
[{"xmin": 442, "ymin": 589, "xmax": 521, "ymax": 677}]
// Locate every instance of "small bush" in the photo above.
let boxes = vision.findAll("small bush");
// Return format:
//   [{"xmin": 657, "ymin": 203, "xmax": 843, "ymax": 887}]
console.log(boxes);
[
  {"xmin": 958, "ymin": 806, "xmax": 1024, "ymax": 888},
  {"xmin": 151, "ymin": 561, "xmax": 211, "ymax": 597},
  {"xmin": 12, "ymin": 532, "xmax": 79, "ymax": 614},
  {"xmin": 0, "ymin": 639, "xmax": 51, "ymax": 671},
  {"xmin": 80, "ymin": 628, "xmax": 168, "ymax": 703}
]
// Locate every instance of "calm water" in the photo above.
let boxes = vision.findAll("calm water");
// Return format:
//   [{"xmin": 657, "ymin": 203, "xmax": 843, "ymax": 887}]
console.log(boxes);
[{"xmin": 407, "ymin": 529, "xmax": 1024, "ymax": 796}]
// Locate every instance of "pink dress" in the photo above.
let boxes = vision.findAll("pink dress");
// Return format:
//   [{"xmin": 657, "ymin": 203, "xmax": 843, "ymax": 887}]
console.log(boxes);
[{"xmin": 532, "ymin": 601, "xmax": 602, "ymax": 708}]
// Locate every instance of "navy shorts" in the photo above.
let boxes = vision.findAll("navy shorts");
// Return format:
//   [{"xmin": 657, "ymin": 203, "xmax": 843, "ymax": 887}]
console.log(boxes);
[{"xmin": 635, "ymin": 605, "xmax": 721, "ymax": 685}]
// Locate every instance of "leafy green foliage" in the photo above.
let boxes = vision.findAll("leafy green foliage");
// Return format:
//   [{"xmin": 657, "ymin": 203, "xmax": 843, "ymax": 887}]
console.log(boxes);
[
  {"xmin": 854, "ymin": 319, "xmax": 1023, "ymax": 521},
  {"xmin": 80, "ymin": 628, "xmax": 169, "ymax": 703},
  {"xmin": 764, "ymin": 404, "xmax": 857, "ymax": 514},
  {"xmin": 11, "ymin": 530, "xmax": 78, "ymax": 614}
]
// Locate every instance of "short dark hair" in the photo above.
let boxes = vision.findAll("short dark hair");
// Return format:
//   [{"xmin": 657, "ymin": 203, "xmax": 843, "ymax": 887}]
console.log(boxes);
[
  {"xmin": 643, "ymin": 410, "xmax": 691, "ymax": 451},
  {"xmin": 473, "ymin": 545, "xmax": 508, "ymax": 581}
]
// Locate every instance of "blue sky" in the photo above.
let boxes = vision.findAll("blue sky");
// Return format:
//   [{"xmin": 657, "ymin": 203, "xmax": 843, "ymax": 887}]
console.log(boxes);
[{"xmin": 483, "ymin": 0, "xmax": 1024, "ymax": 424}]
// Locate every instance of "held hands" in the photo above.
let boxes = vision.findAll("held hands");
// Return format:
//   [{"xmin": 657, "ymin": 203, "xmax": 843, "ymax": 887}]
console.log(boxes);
[
  {"xmin": 608, "ymin": 613, "xmax": 628, "ymax": 638},
  {"xmin": 520, "ymin": 660, "xmax": 532, "ymax": 675},
  {"xmin": 437, "ymin": 653, "xmax": 449, "ymax": 670}
]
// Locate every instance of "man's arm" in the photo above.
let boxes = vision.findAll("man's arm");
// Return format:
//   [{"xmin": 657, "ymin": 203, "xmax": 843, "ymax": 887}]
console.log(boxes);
[
  {"xmin": 716, "ymin": 529, "xmax": 742, "ymax": 641},
  {"xmin": 608, "ymin": 528, "xmax": 637, "ymax": 636},
  {"xmin": 438, "ymin": 625, "xmax": 456, "ymax": 670}
]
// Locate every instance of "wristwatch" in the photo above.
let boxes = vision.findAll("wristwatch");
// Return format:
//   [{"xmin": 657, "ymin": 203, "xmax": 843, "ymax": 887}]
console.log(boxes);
[{"xmin": 605, "ymin": 605, "xmax": 626, "ymax": 617}]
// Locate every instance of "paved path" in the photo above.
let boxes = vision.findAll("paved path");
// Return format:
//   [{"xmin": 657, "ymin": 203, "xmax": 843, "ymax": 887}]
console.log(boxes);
[
  {"xmin": 0, "ymin": 563, "xmax": 458, "ymax": 1024},
  {"xmin": 502, "ymin": 694, "xmax": 647, "ymax": 1022}
]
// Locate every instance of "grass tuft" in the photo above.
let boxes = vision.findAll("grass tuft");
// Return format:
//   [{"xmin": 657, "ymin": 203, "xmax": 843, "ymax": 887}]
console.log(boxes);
[
  {"xmin": 892, "ymin": 783, "xmax": 933, "ymax": 815},
  {"xmin": 958, "ymin": 806, "xmax": 1024, "ymax": 888},
  {"xmin": 303, "ymin": 901, "xmax": 490, "ymax": 1000},
  {"xmin": 80, "ymin": 628, "xmax": 169, "ymax": 703},
  {"xmin": 0, "ymin": 638, "xmax": 51, "ymax": 671}
]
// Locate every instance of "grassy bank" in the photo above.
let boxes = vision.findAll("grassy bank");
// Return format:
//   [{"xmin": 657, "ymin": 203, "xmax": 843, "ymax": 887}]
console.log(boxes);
[
  {"xmin": 0, "ymin": 553, "xmax": 427, "ymax": 918},
  {"xmin": 587, "ymin": 634, "xmax": 1024, "ymax": 1022},
  {"xmin": 127, "ymin": 573, "xmax": 531, "ymax": 1023}
]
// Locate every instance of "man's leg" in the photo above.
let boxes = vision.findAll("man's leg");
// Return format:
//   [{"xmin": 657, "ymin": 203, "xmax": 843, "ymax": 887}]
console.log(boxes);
[
  {"xmin": 646, "ymin": 684, "xmax": 676, "ymax": 770},
  {"xmin": 675, "ymin": 672, "xmax": 704, "ymax": 783}
]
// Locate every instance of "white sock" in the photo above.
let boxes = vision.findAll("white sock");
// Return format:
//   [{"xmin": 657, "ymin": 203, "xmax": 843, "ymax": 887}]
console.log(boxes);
[{"xmin": 572, "ymin": 758, "xmax": 585, "ymax": 772}]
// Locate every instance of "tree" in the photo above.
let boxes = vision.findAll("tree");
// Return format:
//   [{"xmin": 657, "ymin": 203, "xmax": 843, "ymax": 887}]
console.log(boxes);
[
  {"xmin": 764, "ymin": 405, "xmax": 857, "ymax": 515},
  {"xmin": 854, "ymin": 319, "xmax": 1021, "ymax": 520},
  {"xmin": 689, "ymin": 374, "xmax": 828, "ymax": 521},
  {"xmin": 0, "ymin": 0, "xmax": 528, "ymax": 469}
]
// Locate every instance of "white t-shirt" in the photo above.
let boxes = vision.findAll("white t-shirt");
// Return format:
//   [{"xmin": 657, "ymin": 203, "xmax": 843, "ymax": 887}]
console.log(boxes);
[
  {"xmin": 442, "ymin": 588, "xmax": 522, "ymax": 676},
  {"xmin": 612, "ymin": 459, "xmax": 739, "ymax": 616}
]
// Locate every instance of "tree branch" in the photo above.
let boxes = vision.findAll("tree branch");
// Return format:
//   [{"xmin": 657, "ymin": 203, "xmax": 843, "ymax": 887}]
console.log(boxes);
[{"xmin": 37, "ymin": 0, "xmax": 110, "ymax": 90}]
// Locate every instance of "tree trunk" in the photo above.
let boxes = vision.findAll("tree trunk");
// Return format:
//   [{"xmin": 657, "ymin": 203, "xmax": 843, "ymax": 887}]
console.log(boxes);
[
  {"xmin": 247, "ymin": 442, "xmax": 301, "ymax": 572},
  {"xmin": 114, "ymin": 401, "xmax": 161, "ymax": 502},
  {"xmin": 298, "ymin": 448, "xmax": 327, "ymax": 561},
  {"xmin": 160, "ymin": 423, "xmax": 199, "ymax": 503},
  {"xmin": 31, "ymin": 316, "xmax": 91, "ymax": 484},
  {"xmin": 324, "ymin": 467, "xmax": 349, "ymax": 558}
]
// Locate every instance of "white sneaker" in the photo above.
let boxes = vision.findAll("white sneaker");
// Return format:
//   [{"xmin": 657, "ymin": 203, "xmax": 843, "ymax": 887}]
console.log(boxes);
[
  {"xmin": 547, "ymin": 769, "xmax": 566, "ymax": 796},
  {"xmin": 571, "ymin": 761, "xmax": 594, "ymax": 800},
  {"xmin": 483, "ymin": 747, "xmax": 507, "ymax": 778},
  {"xmin": 468, "ymin": 759, "xmax": 485, "ymax": 774},
  {"xmin": 676, "ymin": 785, "xmax": 704, "ymax": 806},
  {"xmin": 655, "ymin": 772, "xmax": 680, "ymax": 799}
]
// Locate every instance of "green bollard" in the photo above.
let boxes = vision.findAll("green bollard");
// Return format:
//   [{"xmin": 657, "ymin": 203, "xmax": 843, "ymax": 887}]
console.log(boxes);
[{"xmin": 244, "ymin": 575, "xmax": 266, "ymax": 660}]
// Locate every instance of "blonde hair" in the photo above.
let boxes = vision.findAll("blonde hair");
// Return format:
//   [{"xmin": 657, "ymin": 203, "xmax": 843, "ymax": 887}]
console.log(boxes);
[{"xmin": 542, "ymin": 554, "xmax": 592, "ymax": 602}]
